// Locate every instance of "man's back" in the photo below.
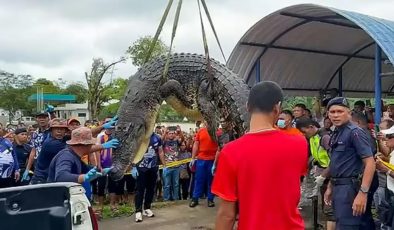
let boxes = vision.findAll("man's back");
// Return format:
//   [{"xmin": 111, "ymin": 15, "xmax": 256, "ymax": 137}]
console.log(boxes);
[
  {"xmin": 34, "ymin": 137, "xmax": 67, "ymax": 181},
  {"xmin": 212, "ymin": 130, "xmax": 308, "ymax": 230}
]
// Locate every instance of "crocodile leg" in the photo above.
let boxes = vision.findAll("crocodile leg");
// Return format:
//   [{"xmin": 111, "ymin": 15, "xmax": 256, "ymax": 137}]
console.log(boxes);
[
  {"xmin": 159, "ymin": 79, "xmax": 202, "ymax": 120},
  {"xmin": 197, "ymin": 79, "xmax": 219, "ymax": 143},
  {"xmin": 159, "ymin": 79, "xmax": 193, "ymax": 107}
]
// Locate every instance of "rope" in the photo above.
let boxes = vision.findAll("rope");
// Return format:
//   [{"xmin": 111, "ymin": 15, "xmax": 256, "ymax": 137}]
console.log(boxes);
[
  {"xmin": 197, "ymin": 0, "xmax": 213, "ymax": 83},
  {"xmin": 163, "ymin": 0, "xmax": 183, "ymax": 81},
  {"xmin": 144, "ymin": 0, "xmax": 174, "ymax": 64},
  {"xmin": 200, "ymin": 0, "xmax": 227, "ymax": 63}
]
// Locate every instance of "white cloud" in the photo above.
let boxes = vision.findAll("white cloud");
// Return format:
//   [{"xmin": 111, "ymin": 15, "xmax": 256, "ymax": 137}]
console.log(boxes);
[{"xmin": 0, "ymin": 0, "xmax": 393, "ymax": 83}]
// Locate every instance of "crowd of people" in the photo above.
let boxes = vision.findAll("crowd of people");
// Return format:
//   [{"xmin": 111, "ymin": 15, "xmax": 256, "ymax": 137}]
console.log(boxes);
[
  {"xmin": 211, "ymin": 81, "xmax": 394, "ymax": 230},
  {"xmin": 5, "ymin": 82, "xmax": 394, "ymax": 229},
  {"xmin": 0, "ymin": 108, "xmax": 226, "ymax": 223}
]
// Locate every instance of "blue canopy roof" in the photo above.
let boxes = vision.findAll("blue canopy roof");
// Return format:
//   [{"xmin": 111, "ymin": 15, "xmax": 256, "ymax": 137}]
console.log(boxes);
[
  {"xmin": 28, "ymin": 94, "xmax": 76, "ymax": 102},
  {"xmin": 228, "ymin": 4, "xmax": 394, "ymax": 97}
]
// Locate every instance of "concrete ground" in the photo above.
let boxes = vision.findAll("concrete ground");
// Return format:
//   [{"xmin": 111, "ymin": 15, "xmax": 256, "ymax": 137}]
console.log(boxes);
[{"xmin": 99, "ymin": 201, "xmax": 316, "ymax": 230}]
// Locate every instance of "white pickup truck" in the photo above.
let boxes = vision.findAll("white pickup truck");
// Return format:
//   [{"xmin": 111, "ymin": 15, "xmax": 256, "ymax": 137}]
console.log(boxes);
[{"xmin": 0, "ymin": 183, "xmax": 98, "ymax": 230}]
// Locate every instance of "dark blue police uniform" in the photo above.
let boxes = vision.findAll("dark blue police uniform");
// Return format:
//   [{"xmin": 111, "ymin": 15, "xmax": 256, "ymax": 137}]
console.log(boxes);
[{"xmin": 328, "ymin": 97, "xmax": 378, "ymax": 229}]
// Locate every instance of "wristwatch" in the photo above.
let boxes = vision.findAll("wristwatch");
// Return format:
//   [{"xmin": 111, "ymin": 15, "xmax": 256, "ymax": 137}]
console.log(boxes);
[{"xmin": 359, "ymin": 186, "xmax": 369, "ymax": 194}]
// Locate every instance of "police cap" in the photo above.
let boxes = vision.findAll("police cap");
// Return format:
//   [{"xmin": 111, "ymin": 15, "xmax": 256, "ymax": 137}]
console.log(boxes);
[{"xmin": 327, "ymin": 97, "xmax": 350, "ymax": 110}]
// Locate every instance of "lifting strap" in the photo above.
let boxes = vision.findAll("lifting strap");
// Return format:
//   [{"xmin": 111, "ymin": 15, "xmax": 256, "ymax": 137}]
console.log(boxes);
[
  {"xmin": 197, "ymin": 0, "xmax": 213, "ymax": 83},
  {"xmin": 163, "ymin": 0, "xmax": 183, "ymax": 81},
  {"xmin": 143, "ymin": 0, "xmax": 174, "ymax": 64},
  {"xmin": 200, "ymin": 0, "xmax": 227, "ymax": 63},
  {"xmin": 143, "ymin": 0, "xmax": 227, "ymax": 83}
]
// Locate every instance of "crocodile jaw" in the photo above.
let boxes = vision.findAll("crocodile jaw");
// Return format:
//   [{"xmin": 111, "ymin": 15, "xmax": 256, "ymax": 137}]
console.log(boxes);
[{"xmin": 165, "ymin": 96, "xmax": 202, "ymax": 120}]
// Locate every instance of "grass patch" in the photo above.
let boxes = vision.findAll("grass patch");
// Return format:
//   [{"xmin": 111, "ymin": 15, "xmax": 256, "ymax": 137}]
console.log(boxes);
[{"xmin": 96, "ymin": 200, "xmax": 186, "ymax": 220}]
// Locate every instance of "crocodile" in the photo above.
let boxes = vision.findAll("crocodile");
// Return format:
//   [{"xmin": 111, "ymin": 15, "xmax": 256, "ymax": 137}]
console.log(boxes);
[{"xmin": 109, "ymin": 53, "xmax": 250, "ymax": 181}]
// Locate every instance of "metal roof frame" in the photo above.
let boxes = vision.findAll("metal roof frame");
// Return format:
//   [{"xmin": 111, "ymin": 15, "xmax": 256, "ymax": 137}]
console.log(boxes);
[{"xmin": 227, "ymin": 4, "xmax": 394, "ymax": 99}]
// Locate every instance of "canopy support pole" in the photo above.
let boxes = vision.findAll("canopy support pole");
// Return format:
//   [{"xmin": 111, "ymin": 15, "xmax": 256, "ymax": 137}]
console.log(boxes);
[
  {"xmin": 375, "ymin": 45, "xmax": 382, "ymax": 124},
  {"xmin": 255, "ymin": 59, "xmax": 261, "ymax": 84},
  {"xmin": 338, "ymin": 68, "xmax": 343, "ymax": 96}
]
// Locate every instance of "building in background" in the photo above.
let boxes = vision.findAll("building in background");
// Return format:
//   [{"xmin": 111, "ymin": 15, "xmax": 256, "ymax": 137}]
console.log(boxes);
[{"xmin": 55, "ymin": 103, "xmax": 89, "ymax": 124}]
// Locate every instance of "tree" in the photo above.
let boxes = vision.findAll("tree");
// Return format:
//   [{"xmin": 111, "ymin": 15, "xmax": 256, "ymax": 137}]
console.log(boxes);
[
  {"xmin": 98, "ymin": 78, "xmax": 129, "ymax": 119},
  {"xmin": 85, "ymin": 58, "xmax": 125, "ymax": 120},
  {"xmin": 0, "ymin": 71, "xmax": 33, "ymax": 89},
  {"xmin": 33, "ymin": 78, "xmax": 62, "ymax": 94},
  {"xmin": 157, "ymin": 104, "xmax": 185, "ymax": 122},
  {"xmin": 0, "ymin": 70, "xmax": 36, "ymax": 121},
  {"xmin": 63, "ymin": 83, "xmax": 88, "ymax": 103},
  {"xmin": 126, "ymin": 35, "xmax": 170, "ymax": 67}
]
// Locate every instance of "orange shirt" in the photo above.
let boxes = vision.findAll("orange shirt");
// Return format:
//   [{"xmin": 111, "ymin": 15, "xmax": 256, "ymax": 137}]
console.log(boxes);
[
  {"xmin": 280, "ymin": 127, "xmax": 303, "ymax": 136},
  {"xmin": 194, "ymin": 127, "xmax": 218, "ymax": 160}
]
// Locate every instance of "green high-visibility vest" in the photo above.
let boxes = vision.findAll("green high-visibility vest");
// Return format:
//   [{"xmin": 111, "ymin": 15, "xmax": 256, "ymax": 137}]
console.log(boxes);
[{"xmin": 309, "ymin": 134, "xmax": 330, "ymax": 168}]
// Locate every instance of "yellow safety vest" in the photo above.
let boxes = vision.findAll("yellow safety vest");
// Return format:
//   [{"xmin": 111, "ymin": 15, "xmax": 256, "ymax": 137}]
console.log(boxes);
[{"xmin": 309, "ymin": 134, "xmax": 330, "ymax": 168}]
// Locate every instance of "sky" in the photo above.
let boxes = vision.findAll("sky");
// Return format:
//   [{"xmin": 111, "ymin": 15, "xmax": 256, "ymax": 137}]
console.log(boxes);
[{"xmin": 1, "ymin": 0, "xmax": 393, "ymax": 85}]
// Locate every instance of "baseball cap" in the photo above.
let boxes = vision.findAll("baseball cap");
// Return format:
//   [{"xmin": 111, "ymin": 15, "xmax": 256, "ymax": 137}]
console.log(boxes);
[
  {"xmin": 15, "ymin": 128, "xmax": 27, "ymax": 135},
  {"xmin": 36, "ymin": 110, "xmax": 49, "ymax": 117},
  {"xmin": 326, "ymin": 97, "xmax": 350, "ymax": 110},
  {"xmin": 67, "ymin": 117, "xmax": 81, "ymax": 126}
]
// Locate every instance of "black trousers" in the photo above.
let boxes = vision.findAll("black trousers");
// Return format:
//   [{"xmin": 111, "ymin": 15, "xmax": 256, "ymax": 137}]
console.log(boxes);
[
  {"xmin": 122, "ymin": 174, "xmax": 136, "ymax": 194},
  {"xmin": 0, "ymin": 178, "xmax": 14, "ymax": 189},
  {"xmin": 91, "ymin": 178, "xmax": 98, "ymax": 195},
  {"xmin": 135, "ymin": 167, "xmax": 158, "ymax": 213},
  {"xmin": 180, "ymin": 178, "xmax": 190, "ymax": 200},
  {"xmin": 97, "ymin": 175, "xmax": 124, "ymax": 196}
]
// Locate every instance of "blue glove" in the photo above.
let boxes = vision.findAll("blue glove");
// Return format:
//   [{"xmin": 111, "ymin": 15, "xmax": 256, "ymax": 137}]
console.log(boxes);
[
  {"xmin": 102, "ymin": 139, "xmax": 120, "ymax": 149},
  {"xmin": 84, "ymin": 167, "xmax": 102, "ymax": 182},
  {"xmin": 131, "ymin": 167, "xmax": 139, "ymax": 179},
  {"xmin": 103, "ymin": 116, "xmax": 118, "ymax": 129},
  {"xmin": 22, "ymin": 170, "xmax": 30, "ymax": 182},
  {"xmin": 211, "ymin": 165, "xmax": 216, "ymax": 176},
  {"xmin": 102, "ymin": 167, "xmax": 112, "ymax": 175}
]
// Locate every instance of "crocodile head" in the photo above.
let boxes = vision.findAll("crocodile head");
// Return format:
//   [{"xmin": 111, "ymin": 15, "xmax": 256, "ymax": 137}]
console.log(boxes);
[{"xmin": 109, "ymin": 72, "xmax": 162, "ymax": 181}]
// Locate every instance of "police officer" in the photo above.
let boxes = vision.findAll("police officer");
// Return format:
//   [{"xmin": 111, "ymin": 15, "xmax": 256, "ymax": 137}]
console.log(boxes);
[{"xmin": 324, "ymin": 97, "xmax": 377, "ymax": 229}]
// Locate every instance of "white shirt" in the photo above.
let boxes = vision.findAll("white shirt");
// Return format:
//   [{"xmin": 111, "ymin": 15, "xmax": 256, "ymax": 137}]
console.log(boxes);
[{"xmin": 387, "ymin": 151, "xmax": 394, "ymax": 192}]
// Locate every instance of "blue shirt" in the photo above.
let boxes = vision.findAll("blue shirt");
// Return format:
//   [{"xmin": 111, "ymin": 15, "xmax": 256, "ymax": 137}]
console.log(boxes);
[
  {"xmin": 30, "ymin": 128, "xmax": 50, "ymax": 159},
  {"xmin": 13, "ymin": 143, "xmax": 32, "ymax": 171},
  {"xmin": 0, "ymin": 138, "xmax": 19, "ymax": 178},
  {"xmin": 33, "ymin": 137, "xmax": 67, "ymax": 182},
  {"xmin": 47, "ymin": 147, "xmax": 90, "ymax": 183},
  {"xmin": 329, "ymin": 122, "xmax": 373, "ymax": 178},
  {"xmin": 138, "ymin": 133, "xmax": 162, "ymax": 170}
]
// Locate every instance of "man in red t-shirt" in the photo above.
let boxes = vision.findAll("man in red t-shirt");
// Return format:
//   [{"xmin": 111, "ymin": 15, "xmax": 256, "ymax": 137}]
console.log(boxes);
[
  {"xmin": 212, "ymin": 81, "xmax": 308, "ymax": 230},
  {"xmin": 189, "ymin": 121, "xmax": 218, "ymax": 208}
]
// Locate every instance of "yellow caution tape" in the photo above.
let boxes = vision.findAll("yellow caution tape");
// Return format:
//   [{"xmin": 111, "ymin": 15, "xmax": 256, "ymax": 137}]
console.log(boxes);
[
  {"xmin": 381, "ymin": 160, "xmax": 394, "ymax": 171},
  {"xmin": 112, "ymin": 158, "xmax": 194, "ymax": 175},
  {"xmin": 159, "ymin": 158, "xmax": 192, "ymax": 169}
]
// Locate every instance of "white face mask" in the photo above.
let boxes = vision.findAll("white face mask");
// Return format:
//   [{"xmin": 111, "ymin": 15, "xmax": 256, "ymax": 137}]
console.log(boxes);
[{"xmin": 277, "ymin": 119, "xmax": 286, "ymax": 128}]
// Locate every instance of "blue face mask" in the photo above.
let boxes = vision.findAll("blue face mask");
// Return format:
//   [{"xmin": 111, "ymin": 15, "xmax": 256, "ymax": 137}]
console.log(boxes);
[{"xmin": 277, "ymin": 119, "xmax": 286, "ymax": 128}]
